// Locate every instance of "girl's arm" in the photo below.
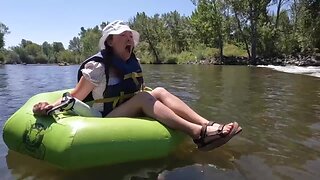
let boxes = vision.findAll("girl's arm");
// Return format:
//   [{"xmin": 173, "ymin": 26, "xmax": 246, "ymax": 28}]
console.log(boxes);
[{"xmin": 33, "ymin": 77, "xmax": 95, "ymax": 115}]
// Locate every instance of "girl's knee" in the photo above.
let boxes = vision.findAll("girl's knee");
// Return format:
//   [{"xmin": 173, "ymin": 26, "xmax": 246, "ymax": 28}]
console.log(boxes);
[
  {"xmin": 135, "ymin": 91, "xmax": 156, "ymax": 103},
  {"xmin": 151, "ymin": 87, "xmax": 168, "ymax": 98}
]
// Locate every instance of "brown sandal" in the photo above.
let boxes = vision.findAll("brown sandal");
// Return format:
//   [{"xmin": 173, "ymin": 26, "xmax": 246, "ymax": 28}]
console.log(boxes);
[{"xmin": 193, "ymin": 122, "xmax": 242, "ymax": 151}]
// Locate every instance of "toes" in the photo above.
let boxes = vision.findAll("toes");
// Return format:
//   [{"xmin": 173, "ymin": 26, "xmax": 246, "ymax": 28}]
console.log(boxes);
[
  {"xmin": 207, "ymin": 122, "xmax": 236, "ymax": 135},
  {"xmin": 224, "ymin": 123, "xmax": 234, "ymax": 134}
]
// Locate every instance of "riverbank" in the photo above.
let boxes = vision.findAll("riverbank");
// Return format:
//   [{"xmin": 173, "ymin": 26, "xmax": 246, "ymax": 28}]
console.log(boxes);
[
  {"xmin": 186, "ymin": 54, "xmax": 320, "ymax": 66},
  {"xmin": 2, "ymin": 54, "xmax": 320, "ymax": 67}
]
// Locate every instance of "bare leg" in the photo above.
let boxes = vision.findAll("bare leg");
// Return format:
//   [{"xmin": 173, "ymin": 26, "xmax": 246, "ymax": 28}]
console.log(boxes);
[
  {"xmin": 150, "ymin": 87, "xmax": 209, "ymax": 125},
  {"xmin": 107, "ymin": 92, "xmax": 233, "ymax": 139},
  {"xmin": 107, "ymin": 92, "xmax": 202, "ymax": 138}
]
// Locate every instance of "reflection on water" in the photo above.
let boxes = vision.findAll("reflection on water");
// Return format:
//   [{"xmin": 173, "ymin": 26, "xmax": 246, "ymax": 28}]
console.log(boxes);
[{"xmin": 0, "ymin": 64, "xmax": 319, "ymax": 180}]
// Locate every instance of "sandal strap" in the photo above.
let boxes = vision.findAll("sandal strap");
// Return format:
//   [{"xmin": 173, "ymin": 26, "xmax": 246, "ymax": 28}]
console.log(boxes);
[
  {"xmin": 218, "ymin": 124, "xmax": 224, "ymax": 132},
  {"xmin": 217, "ymin": 124, "xmax": 227, "ymax": 137},
  {"xmin": 194, "ymin": 123, "xmax": 230, "ymax": 147},
  {"xmin": 195, "ymin": 122, "xmax": 241, "ymax": 151},
  {"xmin": 193, "ymin": 124, "xmax": 208, "ymax": 146},
  {"xmin": 200, "ymin": 124, "xmax": 207, "ymax": 138},
  {"xmin": 207, "ymin": 121, "xmax": 216, "ymax": 126},
  {"xmin": 207, "ymin": 121, "xmax": 227, "ymax": 137}
]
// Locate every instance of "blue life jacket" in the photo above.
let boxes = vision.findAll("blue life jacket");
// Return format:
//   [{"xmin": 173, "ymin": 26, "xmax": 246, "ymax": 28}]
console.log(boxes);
[{"xmin": 77, "ymin": 49, "xmax": 144, "ymax": 116}]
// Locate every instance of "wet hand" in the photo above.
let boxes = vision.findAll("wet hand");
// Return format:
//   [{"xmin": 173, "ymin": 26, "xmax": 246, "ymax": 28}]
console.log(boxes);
[{"xmin": 33, "ymin": 102, "xmax": 53, "ymax": 115}]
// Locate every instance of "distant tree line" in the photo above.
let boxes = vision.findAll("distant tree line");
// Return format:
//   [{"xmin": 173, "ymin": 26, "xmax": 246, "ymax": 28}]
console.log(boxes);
[{"xmin": 0, "ymin": 0, "xmax": 319, "ymax": 65}]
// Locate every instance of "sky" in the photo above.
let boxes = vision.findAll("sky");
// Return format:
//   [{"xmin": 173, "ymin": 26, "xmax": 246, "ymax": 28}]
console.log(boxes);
[{"xmin": 1, "ymin": 0, "xmax": 196, "ymax": 48}]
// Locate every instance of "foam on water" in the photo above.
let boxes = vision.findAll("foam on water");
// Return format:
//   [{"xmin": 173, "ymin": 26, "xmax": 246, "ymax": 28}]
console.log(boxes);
[{"xmin": 258, "ymin": 65, "xmax": 320, "ymax": 78}]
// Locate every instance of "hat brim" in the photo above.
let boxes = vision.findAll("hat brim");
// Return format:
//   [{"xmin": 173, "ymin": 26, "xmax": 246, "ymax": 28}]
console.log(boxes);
[{"xmin": 99, "ymin": 28, "xmax": 140, "ymax": 50}]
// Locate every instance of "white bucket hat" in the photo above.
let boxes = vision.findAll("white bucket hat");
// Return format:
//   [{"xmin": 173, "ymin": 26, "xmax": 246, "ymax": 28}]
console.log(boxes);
[{"xmin": 99, "ymin": 20, "xmax": 140, "ymax": 50}]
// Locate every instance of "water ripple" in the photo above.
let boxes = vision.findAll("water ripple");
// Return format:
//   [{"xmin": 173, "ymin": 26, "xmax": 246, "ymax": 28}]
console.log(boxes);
[{"xmin": 0, "ymin": 64, "xmax": 319, "ymax": 179}]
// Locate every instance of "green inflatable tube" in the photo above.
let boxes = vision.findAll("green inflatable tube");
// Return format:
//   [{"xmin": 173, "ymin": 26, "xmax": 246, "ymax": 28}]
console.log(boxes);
[{"xmin": 3, "ymin": 90, "xmax": 186, "ymax": 170}]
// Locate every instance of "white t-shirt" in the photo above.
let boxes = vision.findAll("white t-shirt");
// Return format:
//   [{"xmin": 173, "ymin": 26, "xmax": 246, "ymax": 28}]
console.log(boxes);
[{"xmin": 80, "ymin": 61, "xmax": 121, "ymax": 112}]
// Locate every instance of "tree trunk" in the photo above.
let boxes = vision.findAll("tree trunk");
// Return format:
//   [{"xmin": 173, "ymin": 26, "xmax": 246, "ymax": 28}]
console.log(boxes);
[
  {"xmin": 218, "ymin": 31, "xmax": 223, "ymax": 62},
  {"xmin": 273, "ymin": 0, "xmax": 284, "ymax": 40},
  {"xmin": 275, "ymin": 0, "xmax": 282, "ymax": 30},
  {"xmin": 293, "ymin": 0, "xmax": 299, "ymax": 32},
  {"xmin": 249, "ymin": 4, "xmax": 257, "ymax": 65},
  {"xmin": 145, "ymin": 33, "xmax": 160, "ymax": 63},
  {"xmin": 235, "ymin": 11, "xmax": 251, "ymax": 60}
]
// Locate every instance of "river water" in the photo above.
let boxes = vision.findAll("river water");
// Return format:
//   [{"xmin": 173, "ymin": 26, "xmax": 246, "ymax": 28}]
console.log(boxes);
[{"xmin": 0, "ymin": 64, "xmax": 319, "ymax": 180}]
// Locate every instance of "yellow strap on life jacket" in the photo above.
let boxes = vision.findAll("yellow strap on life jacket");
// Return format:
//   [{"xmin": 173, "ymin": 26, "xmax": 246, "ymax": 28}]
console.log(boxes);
[
  {"xmin": 143, "ymin": 86, "xmax": 153, "ymax": 92},
  {"xmin": 84, "ymin": 72, "xmax": 143, "ymax": 109},
  {"xmin": 87, "ymin": 92, "xmax": 135, "ymax": 109},
  {"xmin": 124, "ymin": 72, "xmax": 143, "ymax": 85},
  {"xmin": 85, "ymin": 86, "xmax": 152, "ymax": 108}
]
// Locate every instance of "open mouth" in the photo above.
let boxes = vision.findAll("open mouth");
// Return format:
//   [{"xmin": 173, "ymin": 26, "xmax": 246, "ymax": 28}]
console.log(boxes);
[{"xmin": 125, "ymin": 45, "xmax": 132, "ymax": 53}]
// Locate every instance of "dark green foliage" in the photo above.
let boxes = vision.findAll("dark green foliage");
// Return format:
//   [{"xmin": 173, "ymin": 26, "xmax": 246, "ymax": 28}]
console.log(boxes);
[{"xmin": 1, "ymin": 1, "xmax": 318, "ymax": 65}]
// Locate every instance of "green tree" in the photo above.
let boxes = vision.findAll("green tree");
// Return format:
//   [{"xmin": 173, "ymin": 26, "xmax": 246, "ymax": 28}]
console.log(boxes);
[
  {"xmin": 293, "ymin": 0, "xmax": 320, "ymax": 52},
  {"xmin": 57, "ymin": 50, "xmax": 76, "ymax": 64},
  {"xmin": 0, "ymin": 22, "xmax": 10, "ymax": 49},
  {"xmin": 228, "ymin": 0, "xmax": 272, "ymax": 64},
  {"xmin": 42, "ymin": 41, "xmax": 54, "ymax": 63},
  {"xmin": 25, "ymin": 43, "xmax": 48, "ymax": 63},
  {"xmin": 163, "ymin": 11, "xmax": 191, "ymax": 53},
  {"xmin": 12, "ymin": 46, "xmax": 32, "ymax": 64},
  {"xmin": 5, "ymin": 50, "xmax": 20, "ymax": 64},
  {"xmin": 25, "ymin": 43, "xmax": 42, "ymax": 57},
  {"xmin": 131, "ymin": 12, "xmax": 161, "ymax": 63},
  {"xmin": 20, "ymin": 39, "xmax": 33, "ymax": 48},
  {"xmin": 68, "ymin": 37, "xmax": 81, "ymax": 53},
  {"xmin": 278, "ymin": 11, "xmax": 299, "ymax": 54},
  {"xmin": 51, "ymin": 42, "xmax": 65, "ymax": 62},
  {"xmin": 52, "ymin": 42, "xmax": 65, "ymax": 53},
  {"xmin": 79, "ymin": 26, "xmax": 100, "ymax": 58},
  {"xmin": 191, "ymin": 0, "xmax": 228, "ymax": 60}
]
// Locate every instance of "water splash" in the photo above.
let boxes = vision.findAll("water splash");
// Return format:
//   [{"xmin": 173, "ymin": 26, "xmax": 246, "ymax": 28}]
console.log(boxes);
[{"xmin": 258, "ymin": 65, "xmax": 320, "ymax": 78}]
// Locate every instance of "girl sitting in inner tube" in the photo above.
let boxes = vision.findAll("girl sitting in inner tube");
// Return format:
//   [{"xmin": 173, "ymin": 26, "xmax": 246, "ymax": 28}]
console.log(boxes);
[{"xmin": 33, "ymin": 20, "xmax": 242, "ymax": 151}]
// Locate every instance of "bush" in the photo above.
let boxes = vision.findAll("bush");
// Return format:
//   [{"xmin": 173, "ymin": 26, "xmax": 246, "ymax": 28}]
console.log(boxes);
[
  {"xmin": 165, "ymin": 54, "xmax": 178, "ymax": 64},
  {"xmin": 223, "ymin": 44, "xmax": 247, "ymax": 57},
  {"xmin": 0, "ymin": 50, "xmax": 5, "ymax": 64},
  {"xmin": 192, "ymin": 44, "xmax": 219, "ymax": 60},
  {"xmin": 5, "ymin": 50, "xmax": 20, "ymax": 64},
  {"xmin": 26, "ymin": 55, "xmax": 36, "ymax": 64},
  {"xmin": 135, "ymin": 42, "xmax": 153, "ymax": 64},
  {"xmin": 57, "ymin": 50, "xmax": 76, "ymax": 64},
  {"xmin": 176, "ymin": 51, "xmax": 196, "ymax": 63},
  {"xmin": 35, "ymin": 53, "xmax": 49, "ymax": 64}
]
